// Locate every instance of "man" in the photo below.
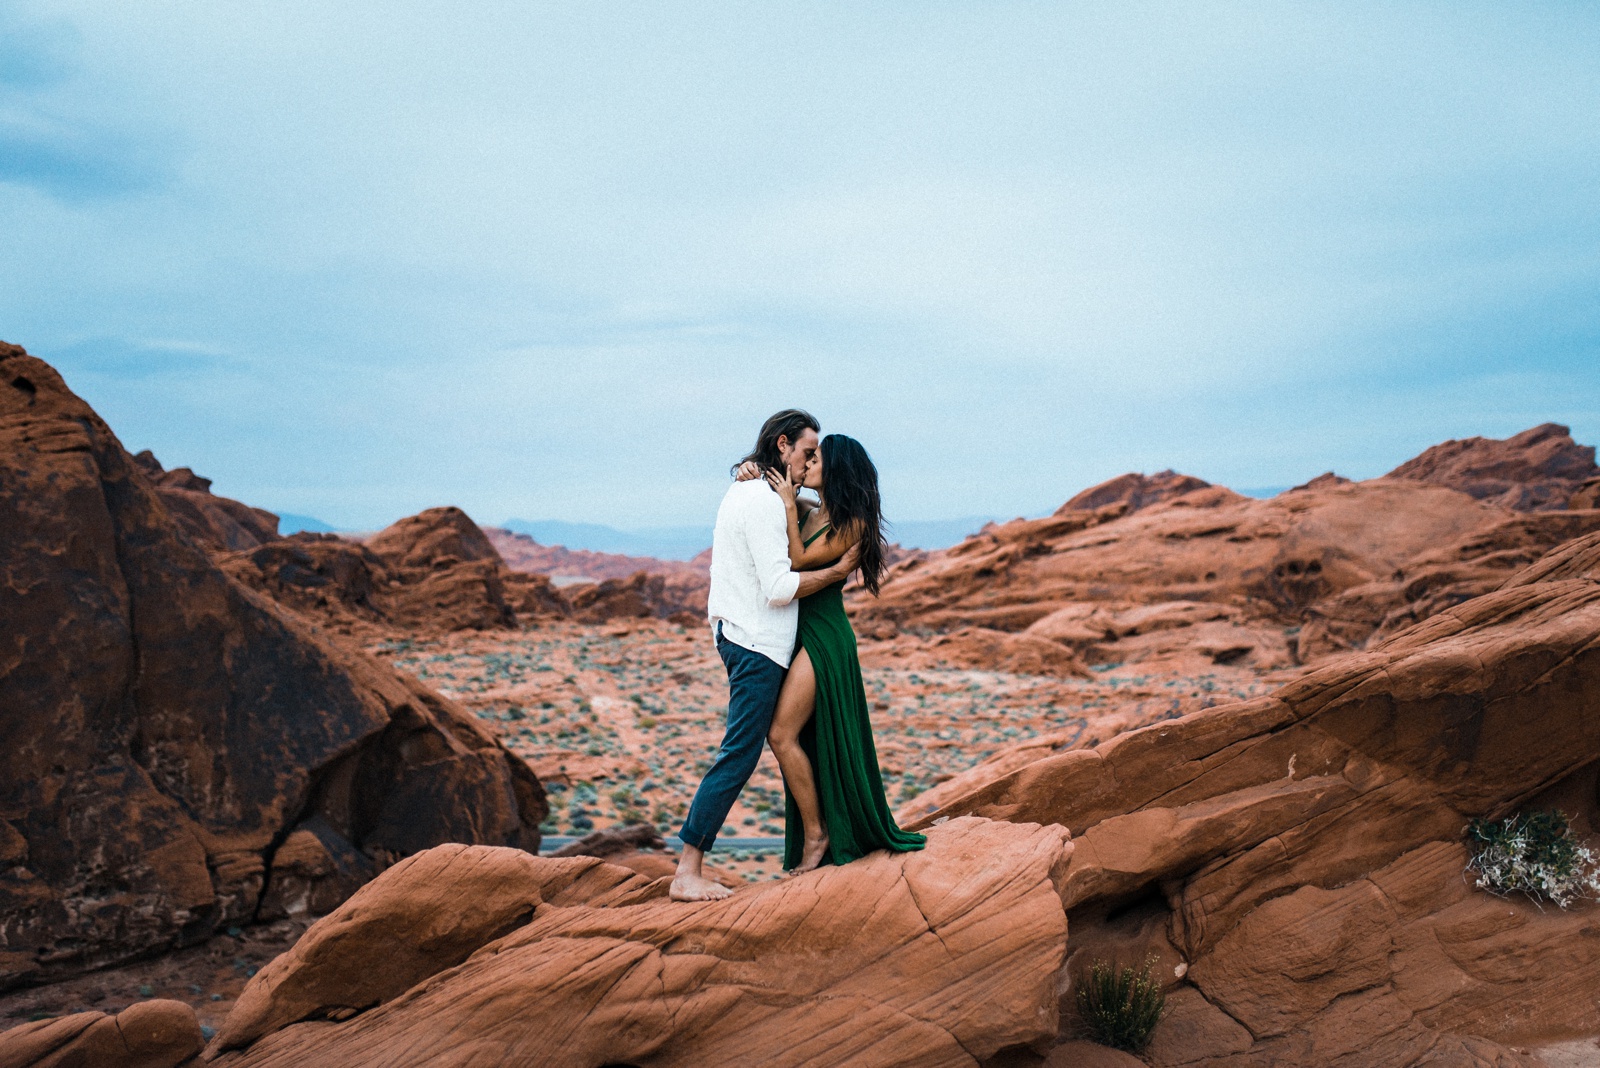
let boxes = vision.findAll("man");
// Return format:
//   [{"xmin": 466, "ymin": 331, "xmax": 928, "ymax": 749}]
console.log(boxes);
[{"xmin": 670, "ymin": 409, "xmax": 859, "ymax": 902}]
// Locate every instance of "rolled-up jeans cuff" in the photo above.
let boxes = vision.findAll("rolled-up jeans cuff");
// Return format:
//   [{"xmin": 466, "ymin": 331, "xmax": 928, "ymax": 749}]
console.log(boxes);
[{"xmin": 678, "ymin": 827, "xmax": 717, "ymax": 852}]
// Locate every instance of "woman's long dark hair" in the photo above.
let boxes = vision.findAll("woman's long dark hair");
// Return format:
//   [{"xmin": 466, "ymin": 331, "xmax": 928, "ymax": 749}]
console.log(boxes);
[{"xmin": 819, "ymin": 434, "xmax": 888, "ymax": 595}]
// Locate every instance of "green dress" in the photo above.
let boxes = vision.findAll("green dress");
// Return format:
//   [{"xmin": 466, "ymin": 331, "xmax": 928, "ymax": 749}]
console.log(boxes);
[{"xmin": 784, "ymin": 524, "xmax": 927, "ymax": 869}]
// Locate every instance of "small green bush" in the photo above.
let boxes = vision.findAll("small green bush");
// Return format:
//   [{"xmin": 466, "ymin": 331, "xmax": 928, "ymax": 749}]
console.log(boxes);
[
  {"xmin": 1075, "ymin": 957, "xmax": 1165, "ymax": 1053},
  {"xmin": 1466, "ymin": 809, "xmax": 1600, "ymax": 908}
]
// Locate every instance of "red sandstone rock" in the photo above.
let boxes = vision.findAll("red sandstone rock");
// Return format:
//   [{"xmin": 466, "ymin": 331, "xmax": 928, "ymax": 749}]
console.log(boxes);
[
  {"xmin": 133, "ymin": 450, "xmax": 281, "ymax": 552},
  {"xmin": 1295, "ymin": 508, "xmax": 1600, "ymax": 660},
  {"xmin": 1056, "ymin": 469, "xmax": 1218, "ymax": 515},
  {"xmin": 366, "ymin": 506, "xmax": 500, "ymax": 569},
  {"xmin": 221, "ymin": 528, "xmax": 570, "ymax": 634},
  {"xmin": 218, "ymin": 534, "xmax": 393, "ymax": 628},
  {"xmin": 567, "ymin": 569, "xmax": 710, "ymax": 623},
  {"xmin": 208, "ymin": 818, "xmax": 1071, "ymax": 1068},
  {"xmin": 0, "ymin": 998, "xmax": 203, "ymax": 1068},
  {"xmin": 1383, "ymin": 422, "xmax": 1598, "ymax": 512},
  {"xmin": 0, "ymin": 342, "xmax": 547, "ymax": 990},
  {"xmin": 1570, "ymin": 475, "xmax": 1600, "ymax": 511},
  {"xmin": 863, "ymin": 626, "xmax": 1092, "ymax": 678},
  {"xmin": 908, "ymin": 532, "xmax": 1600, "ymax": 1065},
  {"xmin": 857, "ymin": 478, "xmax": 1504, "ymax": 642}
]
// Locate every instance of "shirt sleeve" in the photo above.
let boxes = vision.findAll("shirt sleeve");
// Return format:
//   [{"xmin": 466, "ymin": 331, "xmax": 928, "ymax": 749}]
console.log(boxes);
[{"xmin": 745, "ymin": 489, "xmax": 802, "ymax": 607}]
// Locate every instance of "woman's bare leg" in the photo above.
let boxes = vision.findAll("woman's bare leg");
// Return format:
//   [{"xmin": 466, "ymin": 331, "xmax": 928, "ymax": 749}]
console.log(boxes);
[{"xmin": 768, "ymin": 648, "xmax": 830, "ymax": 872}]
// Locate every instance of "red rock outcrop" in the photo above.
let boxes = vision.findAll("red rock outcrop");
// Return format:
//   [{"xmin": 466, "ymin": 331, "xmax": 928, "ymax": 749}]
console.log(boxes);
[
  {"xmin": 0, "ymin": 342, "xmax": 547, "ymax": 990},
  {"xmin": 205, "ymin": 818, "xmax": 1072, "ymax": 1067},
  {"xmin": 908, "ymin": 530, "xmax": 1600, "ymax": 1065},
  {"xmin": 1383, "ymin": 422, "xmax": 1598, "ymax": 512},
  {"xmin": 857, "ymin": 478, "xmax": 1504, "ymax": 642},
  {"xmin": 133, "ymin": 449, "xmax": 281, "ymax": 552},
  {"xmin": 1295, "ymin": 507, "xmax": 1600, "ymax": 660},
  {"xmin": 0, "ymin": 998, "xmax": 203, "ymax": 1068},
  {"xmin": 567, "ymin": 570, "xmax": 710, "ymax": 624},
  {"xmin": 1571, "ymin": 475, "xmax": 1600, "ymax": 511},
  {"xmin": 1056, "ymin": 469, "xmax": 1217, "ymax": 515},
  {"xmin": 221, "ymin": 529, "xmax": 571, "ymax": 635}
]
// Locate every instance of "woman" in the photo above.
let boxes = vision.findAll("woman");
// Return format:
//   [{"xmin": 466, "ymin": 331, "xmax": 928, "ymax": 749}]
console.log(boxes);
[{"xmin": 740, "ymin": 434, "xmax": 926, "ymax": 873}]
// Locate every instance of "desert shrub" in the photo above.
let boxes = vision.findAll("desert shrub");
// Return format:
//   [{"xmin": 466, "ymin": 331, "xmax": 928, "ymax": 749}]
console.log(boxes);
[
  {"xmin": 1466, "ymin": 809, "xmax": 1600, "ymax": 908},
  {"xmin": 1075, "ymin": 956, "xmax": 1165, "ymax": 1052}
]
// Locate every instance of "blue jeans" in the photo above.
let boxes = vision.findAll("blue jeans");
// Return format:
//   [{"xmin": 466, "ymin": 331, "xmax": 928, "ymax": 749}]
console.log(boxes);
[{"xmin": 679, "ymin": 625, "xmax": 786, "ymax": 852}]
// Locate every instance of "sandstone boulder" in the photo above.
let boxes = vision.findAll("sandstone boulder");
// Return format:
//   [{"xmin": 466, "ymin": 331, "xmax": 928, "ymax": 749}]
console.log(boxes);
[
  {"xmin": 0, "ymin": 343, "xmax": 547, "ymax": 989},
  {"xmin": 211, "ymin": 818, "xmax": 1072, "ymax": 1068},
  {"xmin": 1383, "ymin": 422, "xmax": 1598, "ymax": 512},
  {"xmin": 0, "ymin": 998, "xmax": 203, "ymax": 1068},
  {"xmin": 568, "ymin": 569, "xmax": 710, "ymax": 623},
  {"xmin": 366, "ymin": 506, "xmax": 500, "ymax": 569},
  {"xmin": 909, "ymin": 531, "xmax": 1600, "ymax": 1065}
]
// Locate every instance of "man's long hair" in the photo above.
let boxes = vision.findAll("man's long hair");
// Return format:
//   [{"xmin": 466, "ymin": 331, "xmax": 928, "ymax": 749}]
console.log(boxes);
[
  {"xmin": 733, "ymin": 409, "xmax": 820, "ymax": 476},
  {"xmin": 819, "ymin": 434, "xmax": 888, "ymax": 595}
]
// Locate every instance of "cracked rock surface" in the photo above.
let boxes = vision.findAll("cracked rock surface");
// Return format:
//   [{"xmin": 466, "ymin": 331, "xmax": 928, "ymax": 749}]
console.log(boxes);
[
  {"xmin": 210, "ymin": 818, "xmax": 1072, "ymax": 1068},
  {"xmin": 916, "ymin": 531, "xmax": 1600, "ymax": 1066}
]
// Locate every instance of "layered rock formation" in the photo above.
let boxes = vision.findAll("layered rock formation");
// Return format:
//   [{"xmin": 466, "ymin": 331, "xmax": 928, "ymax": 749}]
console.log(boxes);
[
  {"xmin": 1056, "ymin": 469, "xmax": 1215, "ymax": 515},
  {"xmin": 856, "ymin": 476, "xmax": 1504, "ymax": 659},
  {"xmin": 1383, "ymin": 422, "xmax": 1599, "ymax": 511},
  {"xmin": 0, "ymin": 343, "xmax": 547, "ymax": 990},
  {"xmin": 221, "ymin": 511, "xmax": 570, "ymax": 634},
  {"xmin": 566, "ymin": 570, "xmax": 710, "ymax": 624},
  {"xmin": 134, "ymin": 450, "xmax": 281, "ymax": 552},
  {"xmin": 207, "ymin": 819, "xmax": 1072, "ymax": 1067},
  {"xmin": 909, "ymin": 530, "xmax": 1600, "ymax": 1065},
  {"xmin": 858, "ymin": 429, "xmax": 1600, "ymax": 668}
]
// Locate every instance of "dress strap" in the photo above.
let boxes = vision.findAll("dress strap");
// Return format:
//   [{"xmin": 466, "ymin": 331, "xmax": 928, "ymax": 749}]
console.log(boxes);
[{"xmin": 802, "ymin": 523, "xmax": 832, "ymax": 548}]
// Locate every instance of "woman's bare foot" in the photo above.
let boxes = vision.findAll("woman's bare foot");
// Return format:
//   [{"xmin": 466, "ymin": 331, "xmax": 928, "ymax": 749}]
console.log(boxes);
[
  {"xmin": 790, "ymin": 832, "xmax": 830, "ymax": 874},
  {"xmin": 670, "ymin": 872, "xmax": 734, "ymax": 902}
]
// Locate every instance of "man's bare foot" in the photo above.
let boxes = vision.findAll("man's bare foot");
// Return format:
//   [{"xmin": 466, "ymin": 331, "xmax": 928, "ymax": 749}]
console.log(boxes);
[
  {"xmin": 789, "ymin": 833, "xmax": 830, "ymax": 874},
  {"xmin": 670, "ymin": 872, "xmax": 734, "ymax": 902}
]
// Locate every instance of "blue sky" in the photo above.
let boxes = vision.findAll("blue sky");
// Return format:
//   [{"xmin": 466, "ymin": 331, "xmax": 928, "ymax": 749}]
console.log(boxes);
[{"xmin": 3, "ymin": 1, "xmax": 1597, "ymax": 530}]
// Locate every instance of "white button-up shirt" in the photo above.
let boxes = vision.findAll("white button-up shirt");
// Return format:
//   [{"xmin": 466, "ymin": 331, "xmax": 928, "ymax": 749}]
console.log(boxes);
[{"xmin": 707, "ymin": 479, "xmax": 803, "ymax": 667}]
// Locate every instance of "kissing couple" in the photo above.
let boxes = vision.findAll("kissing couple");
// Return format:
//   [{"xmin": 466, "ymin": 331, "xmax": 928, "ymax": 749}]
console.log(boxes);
[{"xmin": 671, "ymin": 409, "xmax": 926, "ymax": 903}]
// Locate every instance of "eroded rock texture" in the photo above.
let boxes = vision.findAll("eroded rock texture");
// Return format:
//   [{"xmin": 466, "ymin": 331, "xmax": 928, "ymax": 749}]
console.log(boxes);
[
  {"xmin": 1383, "ymin": 422, "xmax": 1599, "ymax": 512},
  {"xmin": 0, "ymin": 998, "xmax": 203, "ymax": 1068},
  {"xmin": 855, "ymin": 434, "xmax": 1600, "ymax": 670},
  {"xmin": 912, "ymin": 532, "xmax": 1600, "ymax": 1065},
  {"xmin": 221, "ymin": 510, "xmax": 571, "ymax": 634},
  {"xmin": 208, "ymin": 819, "xmax": 1072, "ymax": 1068},
  {"xmin": 133, "ymin": 449, "xmax": 282, "ymax": 552},
  {"xmin": 0, "ymin": 343, "xmax": 547, "ymax": 989}
]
